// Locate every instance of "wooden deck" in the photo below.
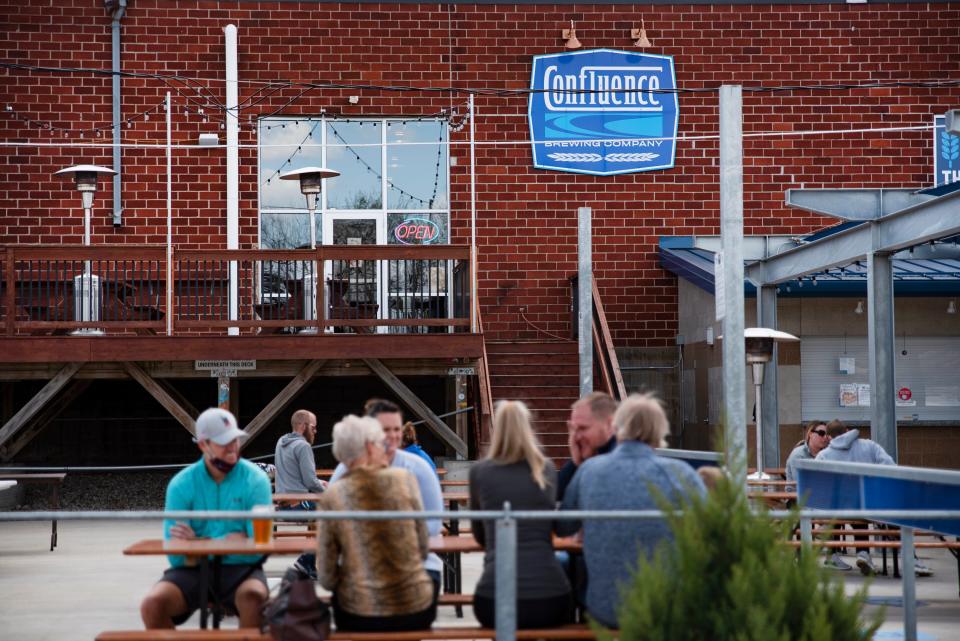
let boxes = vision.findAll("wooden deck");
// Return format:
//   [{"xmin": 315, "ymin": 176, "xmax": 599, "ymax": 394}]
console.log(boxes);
[
  {"xmin": 0, "ymin": 333, "xmax": 483, "ymax": 366},
  {"xmin": 0, "ymin": 244, "xmax": 487, "ymax": 461}
]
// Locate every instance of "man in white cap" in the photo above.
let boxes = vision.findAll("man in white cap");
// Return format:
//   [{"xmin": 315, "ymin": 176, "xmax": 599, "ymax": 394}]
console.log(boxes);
[{"xmin": 140, "ymin": 408, "xmax": 272, "ymax": 629}]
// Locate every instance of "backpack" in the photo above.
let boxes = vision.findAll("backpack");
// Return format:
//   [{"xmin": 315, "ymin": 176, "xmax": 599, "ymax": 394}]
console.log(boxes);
[{"xmin": 261, "ymin": 569, "xmax": 331, "ymax": 641}]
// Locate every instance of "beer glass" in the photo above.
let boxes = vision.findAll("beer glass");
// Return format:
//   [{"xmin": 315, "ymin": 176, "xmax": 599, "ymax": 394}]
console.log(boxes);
[{"xmin": 252, "ymin": 505, "xmax": 273, "ymax": 544}]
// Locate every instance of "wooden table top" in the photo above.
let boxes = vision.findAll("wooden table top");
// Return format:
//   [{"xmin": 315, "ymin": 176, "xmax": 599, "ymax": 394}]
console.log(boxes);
[
  {"xmin": 124, "ymin": 537, "xmax": 314, "ymax": 556},
  {"xmin": 124, "ymin": 534, "xmax": 581, "ymax": 556},
  {"xmin": 272, "ymin": 491, "xmax": 468, "ymax": 503},
  {"xmin": 273, "ymin": 493, "xmax": 321, "ymax": 503},
  {"xmin": 316, "ymin": 468, "xmax": 448, "ymax": 478}
]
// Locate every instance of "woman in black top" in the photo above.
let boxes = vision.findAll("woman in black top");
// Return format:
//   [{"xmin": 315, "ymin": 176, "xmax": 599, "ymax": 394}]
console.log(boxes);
[{"xmin": 468, "ymin": 400, "xmax": 573, "ymax": 628}]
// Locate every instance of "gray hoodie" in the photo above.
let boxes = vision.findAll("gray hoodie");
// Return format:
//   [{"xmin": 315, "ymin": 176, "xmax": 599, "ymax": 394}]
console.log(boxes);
[
  {"xmin": 815, "ymin": 429, "xmax": 894, "ymax": 466},
  {"xmin": 784, "ymin": 441, "xmax": 813, "ymax": 482},
  {"xmin": 274, "ymin": 432, "xmax": 325, "ymax": 493}
]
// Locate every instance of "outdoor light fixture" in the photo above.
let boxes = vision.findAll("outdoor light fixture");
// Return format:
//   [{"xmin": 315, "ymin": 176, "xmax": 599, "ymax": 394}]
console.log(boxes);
[
  {"xmin": 279, "ymin": 166, "xmax": 340, "ymax": 250},
  {"xmin": 54, "ymin": 164, "xmax": 117, "ymax": 335},
  {"xmin": 855, "ymin": 300, "xmax": 865, "ymax": 315},
  {"xmin": 55, "ymin": 165, "xmax": 116, "ymax": 228},
  {"xmin": 631, "ymin": 22, "xmax": 652, "ymax": 47},
  {"xmin": 948, "ymin": 300, "xmax": 957, "ymax": 315},
  {"xmin": 279, "ymin": 166, "xmax": 340, "ymax": 334},
  {"xmin": 562, "ymin": 20, "xmax": 582, "ymax": 49},
  {"xmin": 745, "ymin": 327, "xmax": 799, "ymax": 480},
  {"xmin": 945, "ymin": 109, "xmax": 959, "ymax": 135}
]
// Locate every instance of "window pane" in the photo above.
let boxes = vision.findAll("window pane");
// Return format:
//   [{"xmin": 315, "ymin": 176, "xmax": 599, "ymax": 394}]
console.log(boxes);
[
  {"xmin": 330, "ymin": 219, "xmax": 377, "ymax": 304},
  {"xmin": 325, "ymin": 120, "xmax": 381, "ymax": 209},
  {"xmin": 386, "ymin": 120, "xmax": 448, "ymax": 210},
  {"xmin": 259, "ymin": 119, "xmax": 323, "ymax": 209},
  {"xmin": 261, "ymin": 213, "xmax": 309, "ymax": 249}
]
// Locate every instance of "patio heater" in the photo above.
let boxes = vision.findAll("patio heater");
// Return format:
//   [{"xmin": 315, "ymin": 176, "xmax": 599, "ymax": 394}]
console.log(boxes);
[
  {"xmin": 54, "ymin": 164, "xmax": 117, "ymax": 336},
  {"xmin": 278, "ymin": 167, "xmax": 340, "ymax": 333},
  {"xmin": 745, "ymin": 327, "xmax": 799, "ymax": 480}
]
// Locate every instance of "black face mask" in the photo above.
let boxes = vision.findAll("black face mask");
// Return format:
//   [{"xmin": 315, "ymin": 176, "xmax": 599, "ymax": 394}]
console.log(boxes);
[{"xmin": 210, "ymin": 457, "xmax": 236, "ymax": 474}]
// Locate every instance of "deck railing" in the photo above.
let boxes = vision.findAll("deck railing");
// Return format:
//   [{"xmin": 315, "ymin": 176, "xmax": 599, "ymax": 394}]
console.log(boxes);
[{"xmin": 0, "ymin": 245, "xmax": 472, "ymax": 336}]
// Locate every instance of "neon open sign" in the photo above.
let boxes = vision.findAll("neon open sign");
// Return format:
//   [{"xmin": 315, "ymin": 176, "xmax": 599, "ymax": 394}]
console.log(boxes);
[{"xmin": 394, "ymin": 218, "xmax": 441, "ymax": 244}]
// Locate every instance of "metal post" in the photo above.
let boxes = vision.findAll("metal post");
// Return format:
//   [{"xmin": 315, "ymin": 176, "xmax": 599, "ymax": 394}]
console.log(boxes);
[
  {"xmin": 901, "ymin": 526, "xmax": 917, "ymax": 641},
  {"xmin": 752, "ymin": 367, "xmax": 765, "ymax": 480},
  {"xmin": 719, "ymin": 85, "xmax": 746, "ymax": 482},
  {"xmin": 799, "ymin": 515, "xmax": 812, "ymax": 547},
  {"xmin": 578, "ymin": 207, "xmax": 593, "ymax": 398},
  {"xmin": 217, "ymin": 376, "xmax": 230, "ymax": 410},
  {"xmin": 867, "ymin": 250, "xmax": 897, "ymax": 460},
  {"xmin": 495, "ymin": 501, "xmax": 517, "ymax": 641},
  {"xmin": 758, "ymin": 285, "xmax": 780, "ymax": 468}
]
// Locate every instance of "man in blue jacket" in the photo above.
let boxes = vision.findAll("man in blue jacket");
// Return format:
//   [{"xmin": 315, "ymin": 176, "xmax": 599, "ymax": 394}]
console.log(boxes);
[{"xmin": 140, "ymin": 408, "xmax": 272, "ymax": 629}]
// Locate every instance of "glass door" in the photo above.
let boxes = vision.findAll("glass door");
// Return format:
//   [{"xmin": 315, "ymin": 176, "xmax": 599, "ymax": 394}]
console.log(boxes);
[{"xmin": 322, "ymin": 213, "xmax": 384, "ymax": 332}]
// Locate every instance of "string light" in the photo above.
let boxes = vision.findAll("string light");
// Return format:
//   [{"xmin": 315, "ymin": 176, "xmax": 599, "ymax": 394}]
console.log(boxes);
[{"xmin": 1, "ymin": 101, "xmax": 165, "ymax": 138}]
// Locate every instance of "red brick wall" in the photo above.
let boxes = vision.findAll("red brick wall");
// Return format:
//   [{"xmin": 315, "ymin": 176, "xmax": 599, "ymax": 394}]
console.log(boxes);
[{"xmin": 2, "ymin": 1, "xmax": 958, "ymax": 345}]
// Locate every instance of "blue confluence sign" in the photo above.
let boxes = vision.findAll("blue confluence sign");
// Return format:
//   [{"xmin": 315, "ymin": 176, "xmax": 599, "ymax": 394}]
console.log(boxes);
[
  {"xmin": 528, "ymin": 49, "xmax": 679, "ymax": 176},
  {"xmin": 934, "ymin": 115, "xmax": 960, "ymax": 186}
]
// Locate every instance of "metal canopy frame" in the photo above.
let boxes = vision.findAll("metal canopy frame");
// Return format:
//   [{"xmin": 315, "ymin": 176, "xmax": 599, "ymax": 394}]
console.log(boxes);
[{"xmin": 743, "ymin": 188, "xmax": 960, "ymax": 463}]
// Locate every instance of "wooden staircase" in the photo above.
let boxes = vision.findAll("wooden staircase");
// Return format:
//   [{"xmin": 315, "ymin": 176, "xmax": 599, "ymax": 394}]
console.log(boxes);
[{"xmin": 484, "ymin": 340, "xmax": 581, "ymax": 463}]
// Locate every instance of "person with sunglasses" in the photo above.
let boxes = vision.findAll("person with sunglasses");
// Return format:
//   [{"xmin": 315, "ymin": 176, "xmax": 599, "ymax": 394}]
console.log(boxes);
[
  {"xmin": 785, "ymin": 421, "xmax": 831, "ymax": 483},
  {"xmin": 785, "ymin": 421, "xmax": 850, "ymax": 569}
]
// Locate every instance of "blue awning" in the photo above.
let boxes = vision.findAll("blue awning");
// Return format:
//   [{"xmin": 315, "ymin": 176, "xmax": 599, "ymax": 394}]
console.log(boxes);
[{"xmin": 660, "ymin": 236, "xmax": 960, "ymax": 297}]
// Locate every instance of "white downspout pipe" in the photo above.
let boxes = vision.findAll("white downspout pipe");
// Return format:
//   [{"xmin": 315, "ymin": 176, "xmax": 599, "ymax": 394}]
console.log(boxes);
[
  {"xmin": 110, "ymin": 0, "xmax": 127, "ymax": 226},
  {"xmin": 225, "ymin": 24, "xmax": 240, "ymax": 335}
]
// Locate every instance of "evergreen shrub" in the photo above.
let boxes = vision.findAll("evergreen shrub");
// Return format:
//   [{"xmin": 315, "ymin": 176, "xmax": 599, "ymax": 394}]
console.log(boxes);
[{"xmin": 597, "ymin": 471, "xmax": 883, "ymax": 641}]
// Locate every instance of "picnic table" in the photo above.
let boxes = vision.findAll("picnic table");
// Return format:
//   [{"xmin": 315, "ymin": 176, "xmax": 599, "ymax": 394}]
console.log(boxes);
[
  {"xmin": 0, "ymin": 472, "xmax": 65, "ymax": 550},
  {"xmin": 123, "ymin": 533, "xmax": 581, "ymax": 629}
]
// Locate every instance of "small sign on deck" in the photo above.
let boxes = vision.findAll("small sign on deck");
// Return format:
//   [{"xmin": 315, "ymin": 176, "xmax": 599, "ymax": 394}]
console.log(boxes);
[
  {"xmin": 448, "ymin": 367, "xmax": 475, "ymax": 376},
  {"xmin": 195, "ymin": 360, "xmax": 256, "ymax": 378}
]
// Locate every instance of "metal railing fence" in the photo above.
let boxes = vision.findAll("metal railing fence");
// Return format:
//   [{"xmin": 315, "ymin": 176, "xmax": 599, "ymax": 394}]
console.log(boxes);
[{"xmin": 3, "ymin": 507, "xmax": 957, "ymax": 641}]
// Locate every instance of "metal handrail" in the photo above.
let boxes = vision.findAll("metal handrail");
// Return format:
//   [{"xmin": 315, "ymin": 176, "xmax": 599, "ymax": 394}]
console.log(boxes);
[{"xmin": 3, "ymin": 506, "xmax": 956, "ymax": 641}]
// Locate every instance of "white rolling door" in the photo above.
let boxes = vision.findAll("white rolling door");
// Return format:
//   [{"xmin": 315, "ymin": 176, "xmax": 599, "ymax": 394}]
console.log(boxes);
[{"xmin": 801, "ymin": 336, "xmax": 960, "ymax": 422}]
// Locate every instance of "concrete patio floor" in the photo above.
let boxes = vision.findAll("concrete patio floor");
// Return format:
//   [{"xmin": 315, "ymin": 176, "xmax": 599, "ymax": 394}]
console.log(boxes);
[{"xmin": 0, "ymin": 519, "xmax": 958, "ymax": 640}]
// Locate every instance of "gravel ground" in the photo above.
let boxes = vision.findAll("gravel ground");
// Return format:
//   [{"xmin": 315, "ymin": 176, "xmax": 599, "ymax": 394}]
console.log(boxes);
[{"xmin": 11, "ymin": 472, "xmax": 174, "ymax": 511}]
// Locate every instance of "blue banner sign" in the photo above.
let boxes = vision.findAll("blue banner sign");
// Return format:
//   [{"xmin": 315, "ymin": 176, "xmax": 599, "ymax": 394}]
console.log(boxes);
[
  {"xmin": 528, "ymin": 49, "xmax": 679, "ymax": 176},
  {"xmin": 934, "ymin": 115, "xmax": 960, "ymax": 186}
]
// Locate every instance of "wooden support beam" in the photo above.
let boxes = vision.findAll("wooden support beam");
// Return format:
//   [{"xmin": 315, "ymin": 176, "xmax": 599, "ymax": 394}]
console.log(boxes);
[
  {"xmin": 123, "ymin": 362, "xmax": 197, "ymax": 437},
  {"xmin": 1, "ymin": 379, "xmax": 91, "ymax": 461},
  {"xmin": 241, "ymin": 359, "xmax": 327, "ymax": 447},
  {"xmin": 154, "ymin": 377, "xmax": 200, "ymax": 423},
  {"xmin": 363, "ymin": 358, "xmax": 466, "ymax": 457},
  {"xmin": 0, "ymin": 362, "xmax": 84, "ymax": 456}
]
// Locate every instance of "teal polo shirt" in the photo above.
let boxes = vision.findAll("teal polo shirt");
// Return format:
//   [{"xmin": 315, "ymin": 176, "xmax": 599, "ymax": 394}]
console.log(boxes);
[{"xmin": 163, "ymin": 457, "xmax": 272, "ymax": 567}]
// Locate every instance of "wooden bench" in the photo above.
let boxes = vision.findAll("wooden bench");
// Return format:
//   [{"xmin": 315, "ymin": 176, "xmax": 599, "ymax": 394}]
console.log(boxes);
[
  {"xmin": 0, "ymin": 472, "xmax": 65, "ymax": 550},
  {"xmin": 316, "ymin": 594, "xmax": 473, "ymax": 608},
  {"xmin": 96, "ymin": 624, "xmax": 605, "ymax": 641},
  {"xmin": 317, "ymin": 468, "xmax": 447, "ymax": 479}
]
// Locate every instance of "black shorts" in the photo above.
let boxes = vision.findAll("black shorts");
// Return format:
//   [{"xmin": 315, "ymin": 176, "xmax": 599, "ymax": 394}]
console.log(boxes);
[{"xmin": 159, "ymin": 564, "xmax": 267, "ymax": 625}]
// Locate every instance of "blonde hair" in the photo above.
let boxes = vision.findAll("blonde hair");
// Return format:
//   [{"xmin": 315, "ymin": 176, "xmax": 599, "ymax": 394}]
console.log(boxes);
[
  {"xmin": 614, "ymin": 393, "xmax": 670, "ymax": 448},
  {"xmin": 487, "ymin": 400, "xmax": 548, "ymax": 490},
  {"xmin": 331, "ymin": 414, "xmax": 384, "ymax": 465}
]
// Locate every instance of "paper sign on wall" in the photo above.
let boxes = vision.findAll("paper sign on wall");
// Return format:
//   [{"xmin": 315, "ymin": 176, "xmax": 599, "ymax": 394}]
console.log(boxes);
[
  {"xmin": 714, "ymin": 252, "xmax": 725, "ymax": 322},
  {"xmin": 839, "ymin": 384, "xmax": 858, "ymax": 407},
  {"xmin": 857, "ymin": 384, "xmax": 871, "ymax": 407},
  {"xmin": 839, "ymin": 356, "xmax": 855, "ymax": 375}
]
